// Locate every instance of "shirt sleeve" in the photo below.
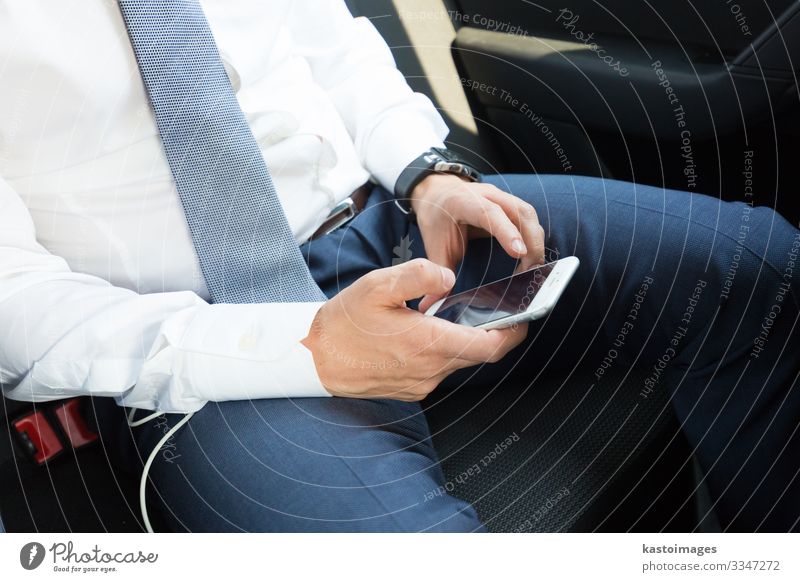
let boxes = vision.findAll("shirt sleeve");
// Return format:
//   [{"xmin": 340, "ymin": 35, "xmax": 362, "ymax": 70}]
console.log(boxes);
[
  {"xmin": 287, "ymin": 0, "xmax": 450, "ymax": 193},
  {"xmin": 0, "ymin": 175, "xmax": 329, "ymax": 414}
]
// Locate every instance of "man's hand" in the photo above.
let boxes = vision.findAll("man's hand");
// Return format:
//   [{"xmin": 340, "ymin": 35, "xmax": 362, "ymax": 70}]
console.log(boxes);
[
  {"xmin": 302, "ymin": 259, "xmax": 527, "ymax": 401},
  {"xmin": 411, "ymin": 173, "xmax": 546, "ymax": 312}
]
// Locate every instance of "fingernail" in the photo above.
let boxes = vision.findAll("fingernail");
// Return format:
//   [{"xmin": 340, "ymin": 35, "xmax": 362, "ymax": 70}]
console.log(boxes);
[
  {"xmin": 441, "ymin": 268, "xmax": 456, "ymax": 288},
  {"xmin": 511, "ymin": 239, "xmax": 527, "ymax": 254}
]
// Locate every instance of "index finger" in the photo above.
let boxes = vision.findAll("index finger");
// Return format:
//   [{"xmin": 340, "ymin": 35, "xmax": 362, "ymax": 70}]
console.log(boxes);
[{"xmin": 485, "ymin": 189, "xmax": 546, "ymax": 270}]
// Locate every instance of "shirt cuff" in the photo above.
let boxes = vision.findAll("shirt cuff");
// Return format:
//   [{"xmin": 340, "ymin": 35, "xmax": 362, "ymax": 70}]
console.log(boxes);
[
  {"xmin": 131, "ymin": 301, "xmax": 329, "ymax": 412},
  {"xmin": 364, "ymin": 103, "xmax": 448, "ymax": 194}
]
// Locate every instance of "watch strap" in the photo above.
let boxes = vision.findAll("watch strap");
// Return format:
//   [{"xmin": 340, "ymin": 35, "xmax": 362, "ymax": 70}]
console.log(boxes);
[{"xmin": 393, "ymin": 148, "xmax": 481, "ymax": 216}]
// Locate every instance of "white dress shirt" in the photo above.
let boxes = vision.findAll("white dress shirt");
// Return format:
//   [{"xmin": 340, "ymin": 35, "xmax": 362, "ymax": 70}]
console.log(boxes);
[{"xmin": 0, "ymin": 0, "xmax": 448, "ymax": 412}]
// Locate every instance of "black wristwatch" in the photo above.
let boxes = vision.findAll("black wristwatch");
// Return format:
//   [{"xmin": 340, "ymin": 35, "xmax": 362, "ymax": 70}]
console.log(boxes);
[{"xmin": 393, "ymin": 147, "xmax": 482, "ymax": 217}]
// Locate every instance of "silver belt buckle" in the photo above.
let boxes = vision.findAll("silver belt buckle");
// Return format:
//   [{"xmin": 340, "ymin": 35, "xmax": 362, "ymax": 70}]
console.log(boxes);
[{"xmin": 322, "ymin": 197, "xmax": 357, "ymax": 236}]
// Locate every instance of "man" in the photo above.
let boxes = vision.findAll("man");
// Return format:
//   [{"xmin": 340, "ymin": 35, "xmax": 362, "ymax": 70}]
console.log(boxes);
[{"xmin": 0, "ymin": 0, "xmax": 797, "ymax": 532}]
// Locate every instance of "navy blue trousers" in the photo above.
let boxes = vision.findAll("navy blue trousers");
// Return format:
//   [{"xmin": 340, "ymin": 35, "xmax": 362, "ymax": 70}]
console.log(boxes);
[{"xmin": 125, "ymin": 175, "xmax": 799, "ymax": 532}]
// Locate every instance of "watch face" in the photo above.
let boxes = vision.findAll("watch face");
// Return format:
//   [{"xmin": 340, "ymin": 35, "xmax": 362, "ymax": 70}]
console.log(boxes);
[
  {"xmin": 432, "ymin": 148, "xmax": 473, "ymax": 169},
  {"xmin": 422, "ymin": 151, "xmax": 444, "ymax": 166},
  {"xmin": 396, "ymin": 148, "xmax": 481, "ymax": 200}
]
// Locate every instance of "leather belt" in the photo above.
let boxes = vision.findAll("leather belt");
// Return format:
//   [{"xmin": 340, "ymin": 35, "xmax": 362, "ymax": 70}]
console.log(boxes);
[{"xmin": 309, "ymin": 182, "xmax": 373, "ymax": 240}]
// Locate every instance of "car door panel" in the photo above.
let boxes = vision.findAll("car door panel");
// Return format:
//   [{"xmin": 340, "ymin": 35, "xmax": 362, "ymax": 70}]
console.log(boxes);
[
  {"xmin": 452, "ymin": 0, "xmax": 796, "ymax": 57},
  {"xmin": 448, "ymin": 0, "xmax": 800, "ymax": 221}
]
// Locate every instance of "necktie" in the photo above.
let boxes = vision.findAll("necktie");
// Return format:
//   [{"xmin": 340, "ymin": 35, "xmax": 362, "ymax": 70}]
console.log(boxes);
[{"xmin": 118, "ymin": 0, "xmax": 326, "ymax": 303}]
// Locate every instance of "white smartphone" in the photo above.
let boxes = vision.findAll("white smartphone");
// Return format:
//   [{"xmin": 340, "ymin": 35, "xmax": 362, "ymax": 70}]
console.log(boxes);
[{"xmin": 424, "ymin": 256, "xmax": 580, "ymax": 330}]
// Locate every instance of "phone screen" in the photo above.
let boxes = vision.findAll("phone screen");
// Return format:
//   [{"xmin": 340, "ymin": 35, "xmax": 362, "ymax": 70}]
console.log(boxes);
[{"xmin": 432, "ymin": 262, "xmax": 555, "ymax": 327}]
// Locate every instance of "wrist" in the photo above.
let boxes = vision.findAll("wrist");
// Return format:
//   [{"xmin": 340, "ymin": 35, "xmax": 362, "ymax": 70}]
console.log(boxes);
[{"xmin": 410, "ymin": 173, "xmax": 469, "ymax": 215}]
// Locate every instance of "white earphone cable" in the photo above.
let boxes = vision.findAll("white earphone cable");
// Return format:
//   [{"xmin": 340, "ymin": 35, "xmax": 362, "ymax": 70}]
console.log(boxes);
[
  {"xmin": 127, "ymin": 408, "xmax": 162, "ymax": 428},
  {"xmin": 128, "ymin": 408, "xmax": 194, "ymax": 533}
]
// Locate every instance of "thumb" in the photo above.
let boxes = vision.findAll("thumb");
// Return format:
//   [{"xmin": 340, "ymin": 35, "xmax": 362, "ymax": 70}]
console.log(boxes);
[
  {"xmin": 371, "ymin": 258, "xmax": 455, "ymax": 306},
  {"xmin": 418, "ymin": 246, "xmax": 461, "ymax": 313},
  {"xmin": 419, "ymin": 227, "xmax": 466, "ymax": 313}
]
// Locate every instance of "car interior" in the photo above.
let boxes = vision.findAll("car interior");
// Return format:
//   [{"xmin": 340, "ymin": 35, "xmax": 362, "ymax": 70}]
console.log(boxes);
[{"xmin": 2, "ymin": 0, "xmax": 799, "ymax": 533}]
